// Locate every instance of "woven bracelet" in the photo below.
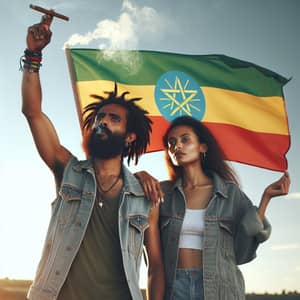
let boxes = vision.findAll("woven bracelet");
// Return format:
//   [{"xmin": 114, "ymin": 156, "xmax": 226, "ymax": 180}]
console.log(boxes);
[{"xmin": 20, "ymin": 49, "xmax": 42, "ymax": 72}]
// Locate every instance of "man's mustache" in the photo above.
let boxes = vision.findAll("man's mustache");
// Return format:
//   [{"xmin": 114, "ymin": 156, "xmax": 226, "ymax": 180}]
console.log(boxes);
[{"xmin": 94, "ymin": 125, "xmax": 111, "ymax": 136}]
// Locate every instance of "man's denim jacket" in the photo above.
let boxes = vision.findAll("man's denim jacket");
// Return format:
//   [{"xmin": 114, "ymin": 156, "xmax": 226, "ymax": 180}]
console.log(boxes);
[
  {"xmin": 27, "ymin": 157, "xmax": 152, "ymax": 300},
  {"xmin": 160, "ymin": 173, "xmax": 271, "ymax": 300}
]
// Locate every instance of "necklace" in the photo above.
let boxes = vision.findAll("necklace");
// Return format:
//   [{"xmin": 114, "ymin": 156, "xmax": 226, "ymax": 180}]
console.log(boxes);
[
  {"xmin": 183, "ymin": 183, "xmax": 213, "ymax": 189},
  {"xmin": 97, "ymin": 173, "xmax": 121, "ymax": 193},
  {"xmin": 96, "ymin": 173, "xmax": 121, "ymax": 208}
]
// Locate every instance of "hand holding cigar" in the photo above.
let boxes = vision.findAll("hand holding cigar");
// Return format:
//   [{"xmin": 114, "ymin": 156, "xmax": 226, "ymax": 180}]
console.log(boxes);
[
  {"xmin": 30, "ymin": 4, "xmax": 70, "ymax": 21},
  {"xmin": 26, "ymin": 4, "xmax": 69, "ymax": 52}
]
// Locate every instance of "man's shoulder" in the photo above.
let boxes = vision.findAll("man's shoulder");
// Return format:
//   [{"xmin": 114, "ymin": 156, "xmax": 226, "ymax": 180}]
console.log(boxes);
[
  {"xmin": 59, "ymin": 156, "xmax": 92, "ymax": 184},
  {"xmin": 65, "ymin": 156, "xmax": 93, "ymax": 172},
  {"xmin": 122, "ymin": 166, "xmax": 146, "ymax": 197}
]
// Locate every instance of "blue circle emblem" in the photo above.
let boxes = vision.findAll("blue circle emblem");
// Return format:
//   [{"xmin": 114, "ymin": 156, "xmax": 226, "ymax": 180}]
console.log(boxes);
[{"xmin": 154, "ymin": 71, "xmax": 206, "ymax": 121}]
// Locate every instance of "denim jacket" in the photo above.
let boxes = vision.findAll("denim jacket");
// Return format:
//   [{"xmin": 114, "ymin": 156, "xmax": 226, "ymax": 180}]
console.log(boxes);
[
  {"xmin": 27, "ymin": 157, "xmax": 152, "ymax": 300},
  {"xmin": 160, "ymin": 173, "xmax": 271, "ymax": 300}
]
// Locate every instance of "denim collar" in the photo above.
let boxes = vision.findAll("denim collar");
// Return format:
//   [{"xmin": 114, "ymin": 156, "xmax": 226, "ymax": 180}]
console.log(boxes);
[{"xmin": 71, "ymin": 157, "xmax": 145, "ymax": 196}]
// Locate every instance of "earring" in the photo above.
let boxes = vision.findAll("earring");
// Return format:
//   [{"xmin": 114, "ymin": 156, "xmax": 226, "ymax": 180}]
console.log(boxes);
[
  {"xmin": 125, "ymin": 142, "xmax": 131, "ymax": 150},
  {"xmin": 201, "ymin": 152, "xmax": 206, "ymax": 162}
]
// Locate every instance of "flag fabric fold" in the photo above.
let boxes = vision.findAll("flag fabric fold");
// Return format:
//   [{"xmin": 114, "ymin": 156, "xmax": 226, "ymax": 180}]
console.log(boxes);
[{"xmin": 66, "ymin": 48, "xmax": 290, "ymax": 171}]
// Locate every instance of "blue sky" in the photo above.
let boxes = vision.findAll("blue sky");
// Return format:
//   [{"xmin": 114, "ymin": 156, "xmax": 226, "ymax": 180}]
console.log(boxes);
[{"xmin": 0, "ymin": 0, "xmax": 299, "ymax": 293}]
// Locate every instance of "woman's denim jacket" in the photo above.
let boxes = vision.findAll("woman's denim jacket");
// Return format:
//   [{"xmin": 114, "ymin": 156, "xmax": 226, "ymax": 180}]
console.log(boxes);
[
  {"xmin": 160, "ymin": 173, "xmax": 271, "ymax": 300},
  {"xmin": 27, "ymin": 157, "xmax": 152, "ymax": 300}
]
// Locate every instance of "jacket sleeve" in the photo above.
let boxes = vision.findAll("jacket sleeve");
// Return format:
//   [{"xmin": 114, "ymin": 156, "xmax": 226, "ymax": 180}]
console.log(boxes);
[{"xmin": 233, "ymin": 188, "xmax": 272, "ymax": 265}]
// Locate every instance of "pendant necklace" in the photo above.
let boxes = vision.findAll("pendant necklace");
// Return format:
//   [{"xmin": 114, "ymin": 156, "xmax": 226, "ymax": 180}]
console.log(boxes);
[{"xmin": 96, "ymin": 173, "xmax": 121, "ymax": 208}]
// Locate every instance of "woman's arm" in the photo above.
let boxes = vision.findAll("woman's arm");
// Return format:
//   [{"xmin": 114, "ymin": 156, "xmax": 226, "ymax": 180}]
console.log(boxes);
[{"xmin": 234, "ymin": 172, "xmax": 290, "ymax": 264}]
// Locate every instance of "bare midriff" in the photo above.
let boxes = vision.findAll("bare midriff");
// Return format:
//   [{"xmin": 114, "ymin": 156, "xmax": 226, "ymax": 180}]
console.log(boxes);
[{"xmin": 177, "ymin": 248, "xmax": 203, "ymax": 269}]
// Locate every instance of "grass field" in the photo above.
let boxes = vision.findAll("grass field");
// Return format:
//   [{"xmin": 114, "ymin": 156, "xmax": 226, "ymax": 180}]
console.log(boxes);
[{"xmin": 0, "ymin": 279, "xmax": 299, "ymax": 300}]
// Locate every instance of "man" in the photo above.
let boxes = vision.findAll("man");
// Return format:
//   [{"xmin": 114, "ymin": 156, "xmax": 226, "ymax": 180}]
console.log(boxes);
[{"xmin": 21, "ymin": 14, "xmax": 164, "ymax": 300}]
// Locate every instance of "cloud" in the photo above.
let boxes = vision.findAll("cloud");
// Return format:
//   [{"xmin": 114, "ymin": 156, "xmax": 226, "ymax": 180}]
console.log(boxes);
[
  {"xmin": 64, "ymin": 0, "xmax": 166, "ymax": 50},
  {"xmin": 64, "ymin": 0, "xmax": 167, "ymax": 74},
  {"xmin": 271, "ymin": 243, "xmax": 300, "ymax": 251},
  {"xmin": 121, "ymin": 0, "xmax": 166, "ymax": 36}
]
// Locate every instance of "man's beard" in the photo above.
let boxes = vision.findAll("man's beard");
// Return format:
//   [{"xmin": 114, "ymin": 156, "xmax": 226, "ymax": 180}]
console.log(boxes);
[{"xmin": 87, "ymin": 126, "xmax": 127, "ymax": 160}]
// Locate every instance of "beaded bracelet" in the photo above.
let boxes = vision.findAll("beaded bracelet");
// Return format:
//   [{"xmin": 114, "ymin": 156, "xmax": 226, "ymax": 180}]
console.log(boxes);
[
  {"xmin": 20, "ymin": 49, "xmax": 42, "ymax": 73},
  {"xmin": 22, "ymin": 61, "xmax": 42, "ymax": 73},
  {"xmin": 24, "ymin": 48, "xmax": 42, "ymax": 59}
]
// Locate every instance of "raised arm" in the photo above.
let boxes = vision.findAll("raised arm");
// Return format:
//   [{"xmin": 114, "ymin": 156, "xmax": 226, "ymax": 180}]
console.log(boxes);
[
  {"xmin": 22, "ymin": 15, "xmax": 72, "ymax": 184},
  {"xmin": 234, "ymin": 171, "xmax": 290, "ymax": 264}
]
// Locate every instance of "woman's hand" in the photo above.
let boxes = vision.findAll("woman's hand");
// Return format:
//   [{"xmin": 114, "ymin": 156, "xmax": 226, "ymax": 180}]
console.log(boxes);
[
  {"xmin": 263, "ymin": 171, "xmax": 290, "ymax": 200},
  {"xmin": 135, "ymin": 171, "xmax": 164, "ymax": 206},
  {"xmin": 258, "ymin": 171, "xmax": 290, "ymax": 219}
]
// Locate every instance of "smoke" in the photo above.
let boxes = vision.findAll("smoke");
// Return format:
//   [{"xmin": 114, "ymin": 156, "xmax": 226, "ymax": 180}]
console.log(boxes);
[
  {"xmin": 286, "ymin": 192, "xmax": 300, "ymax": 200},
  {"xmin": 64, "ymin": 0, "xmax": 166, "ymax": 74}
]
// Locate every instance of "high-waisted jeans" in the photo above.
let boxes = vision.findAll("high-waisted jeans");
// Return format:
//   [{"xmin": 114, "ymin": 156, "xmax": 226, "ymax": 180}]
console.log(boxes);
[{"xmin": 172, "ymin": 269, "xmax": 204, "ymax": 300}]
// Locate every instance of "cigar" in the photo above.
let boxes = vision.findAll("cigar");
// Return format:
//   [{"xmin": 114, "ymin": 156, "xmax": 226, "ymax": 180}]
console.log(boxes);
[
  {"xmin": 95, "ymin": 126, "xmax": 103, "ymax": 135},
  {"xmin": 30, "ymin": 4, "xmax": 70, "ymax": 21}
]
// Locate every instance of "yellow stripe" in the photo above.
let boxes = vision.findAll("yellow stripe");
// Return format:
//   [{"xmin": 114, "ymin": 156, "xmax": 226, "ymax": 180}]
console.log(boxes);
[
  {"xmin": 202, "ymin": 87, "xmax": 289, "ymax": 134},
  {"xmin": 76, "ymin": 80, "xmax": 161, "ymax": 115},
  {"xmin": 75, "ymin": 80, "xmax": 288, "ymax": 134}
]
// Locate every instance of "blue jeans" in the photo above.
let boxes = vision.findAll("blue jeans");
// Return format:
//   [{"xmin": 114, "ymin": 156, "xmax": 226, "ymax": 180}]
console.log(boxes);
[{"xmin": 172, "ymin": 269, "xmax": 204, "ymax": 300}]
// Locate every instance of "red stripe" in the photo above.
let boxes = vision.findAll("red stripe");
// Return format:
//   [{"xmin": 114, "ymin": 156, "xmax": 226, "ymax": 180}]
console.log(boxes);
[
  {"xmin": 148, "ymin": 116, "xmax": 170, "ymax": 151},
  {"xmin": 147, "ymin": 116, "xmax": 290, "ymax": 172}
]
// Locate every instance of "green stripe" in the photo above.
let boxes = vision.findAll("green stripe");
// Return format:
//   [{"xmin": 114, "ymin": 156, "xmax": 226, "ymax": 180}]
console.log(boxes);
[{"xmin": 68, "ymin": 49, "xmax": 288, "ymax": 97}]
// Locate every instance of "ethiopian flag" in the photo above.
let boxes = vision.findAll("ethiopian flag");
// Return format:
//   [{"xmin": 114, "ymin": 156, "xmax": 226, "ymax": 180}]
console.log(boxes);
[{"xmin": 66, "ymin": 48, "xmax": 290, "ymax": 171}]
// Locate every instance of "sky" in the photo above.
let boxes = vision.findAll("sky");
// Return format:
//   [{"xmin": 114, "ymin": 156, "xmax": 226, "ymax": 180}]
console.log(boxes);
[{"xmin": 0, "ymin": 0, "xmax": 299, "ymax": 294}]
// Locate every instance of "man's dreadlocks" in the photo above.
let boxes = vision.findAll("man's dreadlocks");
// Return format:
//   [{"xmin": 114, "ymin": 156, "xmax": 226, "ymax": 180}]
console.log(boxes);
[{"xmin": 82, "ymin": 83, "xmax": 152, "ymax": 165}]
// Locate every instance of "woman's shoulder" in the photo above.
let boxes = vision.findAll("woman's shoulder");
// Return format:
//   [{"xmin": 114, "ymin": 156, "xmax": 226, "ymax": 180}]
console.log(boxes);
[
  {"xmin": 211, "ymin": 172, "xmax": 244, "ymax": 198},
  {"xmin": 160, "ymin": 180, "xmax": 174, "ymax": 192}
]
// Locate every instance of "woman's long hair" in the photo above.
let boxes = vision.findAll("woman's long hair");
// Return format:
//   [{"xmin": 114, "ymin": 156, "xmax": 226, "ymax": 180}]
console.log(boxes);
[{"xmin": 163, "ymin": 116, "xmax": 239, "ymax": 185}]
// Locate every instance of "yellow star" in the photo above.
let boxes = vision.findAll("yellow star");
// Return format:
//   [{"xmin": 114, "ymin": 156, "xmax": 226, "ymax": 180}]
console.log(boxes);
[{"xmin": 160, "ymin": 76, "xmax": 201, "ymax": 117}]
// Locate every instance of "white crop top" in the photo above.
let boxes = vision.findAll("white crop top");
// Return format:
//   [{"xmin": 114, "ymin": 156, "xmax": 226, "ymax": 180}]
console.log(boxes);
[{"xmin": 178, "ymin": 209, "xmax": 205, "ymax": 250}]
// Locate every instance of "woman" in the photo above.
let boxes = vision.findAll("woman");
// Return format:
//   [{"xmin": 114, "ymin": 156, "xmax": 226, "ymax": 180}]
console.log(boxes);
[{"xmin": 137, "ymin": 116, "xmax": 290, "ymax": 300}]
